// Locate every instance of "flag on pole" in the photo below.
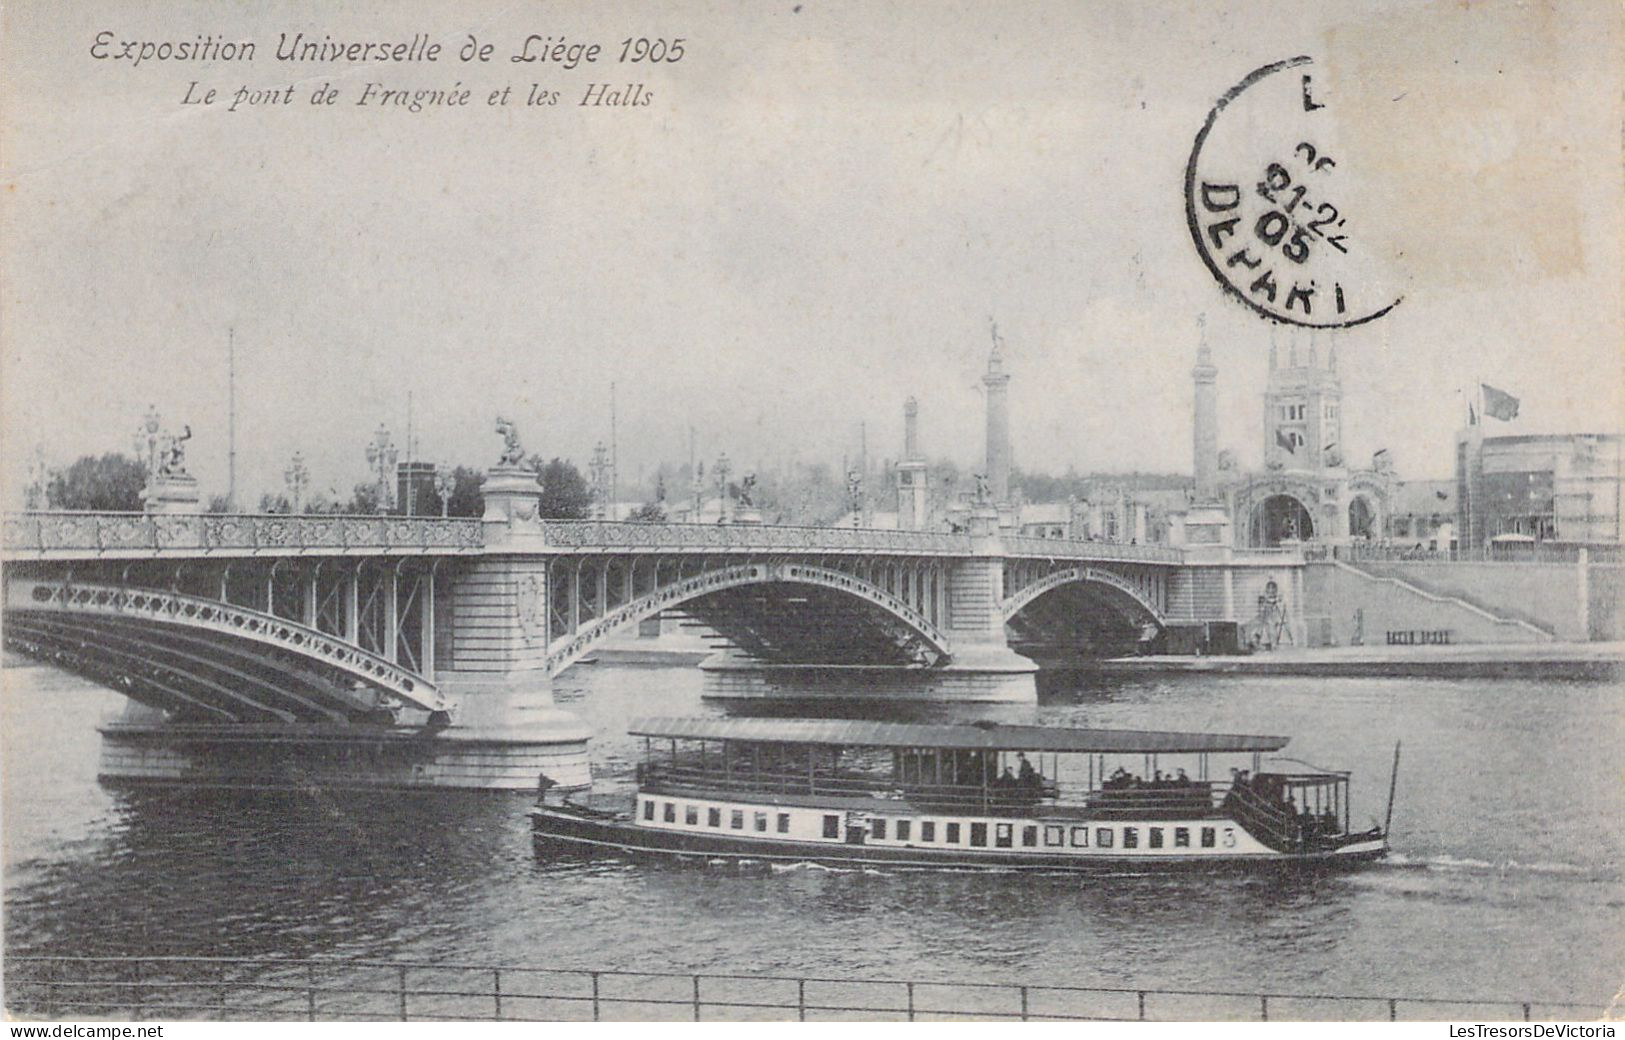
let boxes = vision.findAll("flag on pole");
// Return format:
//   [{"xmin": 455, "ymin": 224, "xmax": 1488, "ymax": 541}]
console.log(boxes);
[
  {"xmin": 1481, "ymin": 384, "xmax": 1520, "ymax": 421},
  {"xmin": 1275, "ymin": 428, "xmax": 1296, "ymax": 454}
]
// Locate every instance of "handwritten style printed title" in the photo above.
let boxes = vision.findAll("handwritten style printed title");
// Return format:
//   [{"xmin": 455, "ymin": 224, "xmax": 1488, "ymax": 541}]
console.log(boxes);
[{"xmin": 91, "ymin": 32, "xmax": 686, "ymax": 69}]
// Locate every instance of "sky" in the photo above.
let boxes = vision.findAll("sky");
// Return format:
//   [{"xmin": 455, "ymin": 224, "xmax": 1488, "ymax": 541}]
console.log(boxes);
[{"xmin": 3, "ymin": 0, "xmax": 1620, "ymax": 507}]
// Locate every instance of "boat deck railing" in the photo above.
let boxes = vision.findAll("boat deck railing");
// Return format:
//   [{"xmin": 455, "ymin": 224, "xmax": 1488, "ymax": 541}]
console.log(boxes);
[
  {"xmin": 2, "ymin": 955, "xmax": 1607, "ymax": 1022},
  {"xmin": 635, "ymin": 766, "xmax": 1356, "ymax": 833}
]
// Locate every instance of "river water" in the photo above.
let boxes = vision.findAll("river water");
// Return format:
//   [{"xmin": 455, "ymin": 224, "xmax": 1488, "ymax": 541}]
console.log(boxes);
[{"xmin": 3, "ymin": 662, "xmax": 1621, "ymax": 1016}]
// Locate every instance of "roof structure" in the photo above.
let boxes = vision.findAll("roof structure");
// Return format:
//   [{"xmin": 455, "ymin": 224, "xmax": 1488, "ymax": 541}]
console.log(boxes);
[{"xmin": 627, "ymin": 716, "xmax": 1289, "ymax": 754}]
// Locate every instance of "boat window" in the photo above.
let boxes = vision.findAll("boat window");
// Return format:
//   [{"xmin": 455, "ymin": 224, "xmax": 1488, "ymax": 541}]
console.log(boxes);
[
  {"xmin": 970, "ymin": 823, "xmax": 988, "ymax": 847},
  {"xmin": 1022, "ymin": 826, "xmax": 1038, "ymax": 848},
  {"xmin": 730, "ymin": 810, "xmax": 744, "ymax": 830},
  {"xmin": 1149, "ymin": 827, "xmax": 1164, "ymax": 849},
  {"xmin": 1045, "ymin": 826, "xmax": 1064, "ymax": 847},
  {"xmin": 1201, "ymin": 827, "xmax": 1216, "ymax": 848},
  {"xmin": 663, "ymin": 802, "xmax": 676, "ymax": 823},
  {"xmin": 777, "ymin": 813, "xmax": 790, "ymax": 834},
  {"xmin": 1070, "ymin": 826, "xmax": 1089, "ymax": 848},
  {"xmin": 921, "ymin": 821, "xmax": 936, "ymax": 842},
  {"xmin": 946, "ymin": 822, "xmax": 961, "ymax": 844},
  {"xmin": 643, "ymin": 800, "xmax": 655, "ymax": 821},
  {"xmin": 708, "ymin": 808, "xmax": 722, "ymax": 828},
  {"xmin": 1123, "ymin": 827, "xmax": 1139, "ymax": 849},
  {"xmin": 1096, "ymin": 827, "xmax": 1113, "ymax": 848},
  {"xmin": 754, "ymin": 811, "xmax": 768, "ymax": 832},
  {"xmin": 995, "ymin": 823, "xmax": 1013, "ymax": 848},
  {"xmin": 872, "ymin": 818, "xmax": 888, "ymax": 840},
  {"xmin": 896, "ymin": 820, "xmax": 911, "ymax": 842},
  {"xmin": 685, "ymin": 806, "xmax": 699, "ymax": 826},
  {"xmin": 1175, "ymin": 827, "xmax": 1190, "ymax": 848},
  {"xmin": 823, "ymin": 815, "xmax": 840, "ymax": 839}
]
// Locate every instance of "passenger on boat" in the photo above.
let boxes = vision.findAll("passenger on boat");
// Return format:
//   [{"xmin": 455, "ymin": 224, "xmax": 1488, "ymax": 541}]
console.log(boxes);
[{"xmin": 1017, "ymin": 752, "xmax": 1038, "ymax": 786}]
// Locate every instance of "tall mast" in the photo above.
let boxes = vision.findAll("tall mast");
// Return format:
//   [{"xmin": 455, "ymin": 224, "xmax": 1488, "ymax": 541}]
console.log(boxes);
[
  {"xmin": 227, "ymin": 327, "xmax": 237, "ymax": 510},
  {"xmin": 609, "ymin": 381, "xmax": 618, "ymax": 514},
  {"xmin": 405, "ymin": 390, "xmax": 415, "ymax": 515}
]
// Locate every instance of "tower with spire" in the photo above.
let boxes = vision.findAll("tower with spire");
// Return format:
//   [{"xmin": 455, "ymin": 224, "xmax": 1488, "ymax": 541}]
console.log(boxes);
[
  {"xmin": 983, "ymin": 320, "xmax": 1013, "ymax": 524},
  {"xmin": 1264, "ymin": 330, "xmax": 1344, "ymax": 472}
]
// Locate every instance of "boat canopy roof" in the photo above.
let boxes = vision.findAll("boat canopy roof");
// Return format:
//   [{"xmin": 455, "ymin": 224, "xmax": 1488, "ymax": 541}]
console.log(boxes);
[{"xmin": 627, "ymin": 717, "xmax": 1290, "ymax": 755}]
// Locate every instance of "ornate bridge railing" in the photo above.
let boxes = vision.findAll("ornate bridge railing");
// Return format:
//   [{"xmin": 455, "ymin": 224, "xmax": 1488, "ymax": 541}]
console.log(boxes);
[
  {"xmin": 3, "ymin": 511, "xmax": 1191, "ymax": 566},
  {"xmin": 2, "ymin": 512, "xmax": 484, "ymax": 558},
  {"xmin": 1000, "ymin": 535, "xmax": 1183, "ymax": 564},
  {"xmin": 533, "ymin": 520, "xmax": 975, "ymax": 554}
]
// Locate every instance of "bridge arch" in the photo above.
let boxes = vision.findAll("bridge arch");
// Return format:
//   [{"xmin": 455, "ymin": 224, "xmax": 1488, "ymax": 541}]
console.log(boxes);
[
  {"xmin": 1000, "ymin": 566, "xmax": 1166, "ymax": 660},
  {"xmin": 1002, "ymin": 566, "xmax": 1166, "ymax": 627},
  {"xmin": 545, "ymin": 562, "xmax": 953, "ymax": 677},
  {"xmin": 4, "ymin": 579, "xmax": 446, "ymax": 721}
]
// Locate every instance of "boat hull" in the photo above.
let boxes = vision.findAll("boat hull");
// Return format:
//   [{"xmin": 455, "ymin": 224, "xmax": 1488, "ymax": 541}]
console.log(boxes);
[{"xmin": 531, "ymin": 806, "xmax": 1388, "ymax": 873}]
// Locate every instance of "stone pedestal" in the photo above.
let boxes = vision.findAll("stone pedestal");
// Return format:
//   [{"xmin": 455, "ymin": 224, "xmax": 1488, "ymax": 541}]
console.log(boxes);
[
  {"xmin": 141, "ymin": 473, "xmax": 200, "ymax": 514},
  {"xmin": 482, "ymin": 464, "xmax": 542, "ymax": 525},
  {"xmin": 1180, "ymin": 502, "xmax": 1233, "ymax": 546},
  {"xmin": 733, "ymin": 506, "xmax": 763, "ymax": 525}
]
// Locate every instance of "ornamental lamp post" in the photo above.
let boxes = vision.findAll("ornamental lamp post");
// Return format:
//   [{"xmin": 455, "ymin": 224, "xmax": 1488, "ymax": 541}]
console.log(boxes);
[
  {"xmin": 134, "ymin": 405, "xmax": 163, "ymax": 484},
  {"xmin": 283, "ymin": 451, "xmax": 310, "ymax": 514},
  {"xmin": 365, "ymin": 424, "xmax": 398, "ymax": 513},
  {"xmin": 715, "ymin": 453, "xmax": 731, "ymax": 524},
  {"xmin": 433, "ymin": 467, "xmax": 455, "ymax": 518},
  {"xmin": 589, "ymin": 441, "xmax": 611, "ymax": 520}
]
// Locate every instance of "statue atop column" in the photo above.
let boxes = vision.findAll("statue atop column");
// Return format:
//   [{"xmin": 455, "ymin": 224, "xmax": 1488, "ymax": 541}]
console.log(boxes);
[{"xmin": 494, "ymin": 416, "xmax": 526, "ymax": 467}]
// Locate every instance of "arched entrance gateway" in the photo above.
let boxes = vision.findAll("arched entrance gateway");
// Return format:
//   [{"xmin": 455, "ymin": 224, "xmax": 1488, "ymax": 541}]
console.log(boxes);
[
  {"xmin": 1347, "ymin": 494, "xmax": 1376, "ymax": 540},
  {"xmin": 1250, "ymin": 494, "xmax": 1315, "ymax": 547}
]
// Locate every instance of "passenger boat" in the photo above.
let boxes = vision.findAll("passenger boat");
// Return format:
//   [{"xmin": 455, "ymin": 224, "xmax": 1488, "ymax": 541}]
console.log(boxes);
[{"xmin": 530, "ymin": 717, "xmax": 1396, "ymax": 871}]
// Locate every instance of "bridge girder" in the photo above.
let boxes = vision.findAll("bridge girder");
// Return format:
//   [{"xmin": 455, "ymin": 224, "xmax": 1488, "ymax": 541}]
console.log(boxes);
[
  {"xmin": 542, "ymin": 560, "xmax": 952, "ymax": 677},
  {"xmin": 1002, "ymin": 563, "xmax": 1168, "ymax": 625},
  {"xmin": 7, "ymin": 612, "xmax": 388, "ymax": 724},
  {"xmin": 4, "ymin": 579, "xmax": 444, "ymax": 720}
]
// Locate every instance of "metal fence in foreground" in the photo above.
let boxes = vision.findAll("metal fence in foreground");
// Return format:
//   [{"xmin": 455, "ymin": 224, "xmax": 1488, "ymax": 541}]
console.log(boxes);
[{"xmin": 3, "ymin": 956, "xmax": 1612, "ymax": 1023}]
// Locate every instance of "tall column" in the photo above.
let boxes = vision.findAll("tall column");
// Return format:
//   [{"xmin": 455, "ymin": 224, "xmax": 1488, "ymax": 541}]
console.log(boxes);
[
  {"xmin": 382, "ymin": 567, "xmax": 399, "ymax": 664},
  {"xmin": 904, "ymin": 395, "xmax": 920, "ymax": 459},
  {"xmin": 343, "ymin": 566, "xmax": 360, "ymax": 644},
  {"xmin": 1577, "ymin": 546, "xmax": 1591, "ymax": 641},
  {"xmin": 896, "ymin": 396, "xmax": 929, "ymax": 531},
  {"xmin": 1193, "ymin": 343, "xmax": 1219, "ymax": 502},
  {"xmin": 983, "ymin": 339, "xmax": 1011, "ymax": 506}
]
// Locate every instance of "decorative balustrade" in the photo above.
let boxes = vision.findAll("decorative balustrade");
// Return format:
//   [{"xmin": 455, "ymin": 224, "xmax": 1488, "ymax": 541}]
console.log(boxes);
[
  {"xmin": 2, "ymin": 512, "xmax": 484, "ymax": 557},
  {"xmin": 3, "ymin": 510, "xmax": 1200, "ymax": 565},
  {"xmin": 534, "ymin": 520, "xmax": 975, "ymax": 554},
  {"xmin": 1000, "ymin": 535, "xmax": 1183, "ymax": 564}
]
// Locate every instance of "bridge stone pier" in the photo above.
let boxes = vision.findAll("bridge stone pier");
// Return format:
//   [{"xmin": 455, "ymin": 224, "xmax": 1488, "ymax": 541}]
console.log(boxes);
[{"xmin": 2, "ymin": 473, "xmax": 1303, "ymax": 791}]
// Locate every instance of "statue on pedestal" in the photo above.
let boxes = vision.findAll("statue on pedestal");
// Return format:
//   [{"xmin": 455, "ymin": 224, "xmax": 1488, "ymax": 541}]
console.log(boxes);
[
  {"xmin": 494, "ymin": 417, "xmax": 525, "ymax": 467},
  {"xmin": 159, "ymin": 426, "xmax": 192, "ymax": 477}
]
